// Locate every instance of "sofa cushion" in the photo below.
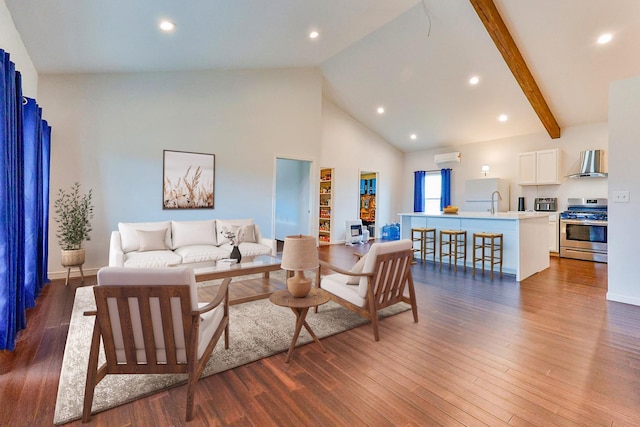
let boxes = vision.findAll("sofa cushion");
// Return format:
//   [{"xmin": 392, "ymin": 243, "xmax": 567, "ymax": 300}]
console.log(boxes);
[
  {"xmin": 216, "ymin": 219, "xmax": 255, "ymax": 244},
  {"xmin": 123, "ymin": 250, "xmax": 182, "ymax": 268},
  {"xmin": 174, "ymin": 245, "xmax": 229, "ymax": 263},
  {"xmin": 119, "ymin": 221, "xmax": 172, "ymax": 253},
  {"xmin": 137, "ymin": 229, "xmax": 169, "ymax": 252},
  {"xmin": 218, "ymin": 242, "xmax": 272, "ymax": 258},
  {"xmin": 171, "ymin": 220, "xmax": 217, "ymax": 249}
]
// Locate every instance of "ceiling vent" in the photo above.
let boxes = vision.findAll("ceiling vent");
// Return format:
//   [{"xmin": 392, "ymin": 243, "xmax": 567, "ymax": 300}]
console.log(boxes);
[{"xmin": 434, "ymin": 152, "xmax": 461, "ymax": 164}]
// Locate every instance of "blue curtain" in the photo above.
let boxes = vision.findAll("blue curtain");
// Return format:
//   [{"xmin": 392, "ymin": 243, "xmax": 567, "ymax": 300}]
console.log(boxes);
[
  {"xmin": 440, "ymin": 168, "xmax": 452, "ymax": 210},
  {"xmin": 413, "ymin": 170, "xmax": 426, "ymax": 212},
  {"xmin": 0, "ymin": 50, "xmax": 51, "ymax": 351}
]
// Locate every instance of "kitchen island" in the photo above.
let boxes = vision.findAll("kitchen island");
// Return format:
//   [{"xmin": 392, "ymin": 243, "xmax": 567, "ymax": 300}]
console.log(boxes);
[{"xmin": 399, "ymin": 211, "xmax": 550, "ymax": 281}]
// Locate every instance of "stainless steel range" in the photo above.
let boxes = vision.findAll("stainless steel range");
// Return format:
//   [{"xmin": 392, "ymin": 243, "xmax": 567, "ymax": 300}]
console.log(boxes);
[{"xmin": 559, "ymin": 198, "xmax": 607, "ymax": 263}]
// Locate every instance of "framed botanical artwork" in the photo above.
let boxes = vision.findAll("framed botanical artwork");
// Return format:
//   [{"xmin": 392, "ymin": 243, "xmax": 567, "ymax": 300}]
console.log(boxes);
[{"xmin": 163, "ymin": 150, "xmax": 215, "ymax": 209}]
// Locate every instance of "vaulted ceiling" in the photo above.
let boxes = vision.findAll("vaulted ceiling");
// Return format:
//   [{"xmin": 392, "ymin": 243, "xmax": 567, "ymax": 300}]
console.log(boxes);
[{"xmin": 6, "ymin": 0, "xmax": 640, "ymax": 152}]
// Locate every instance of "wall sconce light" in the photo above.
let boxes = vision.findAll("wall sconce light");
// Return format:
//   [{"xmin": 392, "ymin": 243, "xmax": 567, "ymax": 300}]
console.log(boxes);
[{"xmin": 481, "ymin": 164, "xmax": 490, "ymax": 176}]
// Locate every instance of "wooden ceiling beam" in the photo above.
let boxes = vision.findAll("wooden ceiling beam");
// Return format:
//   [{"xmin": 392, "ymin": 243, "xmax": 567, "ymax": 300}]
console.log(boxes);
[{"xmin": 469, "ymin": 0, "xmax": 561, "ymax": 138}]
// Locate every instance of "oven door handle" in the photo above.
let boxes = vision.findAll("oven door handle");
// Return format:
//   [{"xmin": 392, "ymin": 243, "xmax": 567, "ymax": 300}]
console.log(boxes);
[{"xmin": 561, "ymin": 219, "xmax": 608, "ymax": 226}]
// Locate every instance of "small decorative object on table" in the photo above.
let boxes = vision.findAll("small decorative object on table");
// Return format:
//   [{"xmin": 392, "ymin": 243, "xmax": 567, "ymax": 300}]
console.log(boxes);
[{"xmin": 222, "ymin": 227, "xmax": 242, "ymax": 262}]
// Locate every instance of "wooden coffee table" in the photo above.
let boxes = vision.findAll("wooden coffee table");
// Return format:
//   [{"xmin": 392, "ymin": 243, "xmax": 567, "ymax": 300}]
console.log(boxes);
[
  {"xmin": 269, "ymin": 288, "xmax": 331, "ymax": 362},
  {"xmin": 189, "ymin": 256, "xmax": 286, "ymax": 305}
]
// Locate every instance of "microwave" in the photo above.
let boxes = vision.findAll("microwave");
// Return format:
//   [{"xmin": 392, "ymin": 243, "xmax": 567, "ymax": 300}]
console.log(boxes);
[{"xmin": 534, "ymin": 197, "xmax": 557, "ymax": 212}]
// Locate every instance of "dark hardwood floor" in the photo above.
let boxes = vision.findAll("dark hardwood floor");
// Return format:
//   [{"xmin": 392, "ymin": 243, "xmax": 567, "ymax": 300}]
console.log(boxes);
[{"xmin": 2, "ymin": 243, "xmax": 639, "ymax": 426}]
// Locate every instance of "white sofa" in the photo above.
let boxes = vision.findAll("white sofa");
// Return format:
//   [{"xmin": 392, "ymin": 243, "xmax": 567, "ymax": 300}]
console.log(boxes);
[{"xmin": 109, "ymin": 218, "xmax": 277, "ymax": 268}]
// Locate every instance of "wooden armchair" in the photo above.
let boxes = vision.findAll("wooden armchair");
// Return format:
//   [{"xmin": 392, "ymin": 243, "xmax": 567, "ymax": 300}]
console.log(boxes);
[
  {"xmin": 318, "ymin": 239, "xmax": 418, "ymax": 341},
  {"xmin": 82, "ymin": 267, "xmax": 230, "ymax": 422}
]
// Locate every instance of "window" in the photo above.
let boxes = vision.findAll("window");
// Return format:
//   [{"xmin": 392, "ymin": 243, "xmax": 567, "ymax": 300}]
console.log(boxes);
[{"xmin": 424, "ymin": 172, "xmax": 442, "ymax": 212}]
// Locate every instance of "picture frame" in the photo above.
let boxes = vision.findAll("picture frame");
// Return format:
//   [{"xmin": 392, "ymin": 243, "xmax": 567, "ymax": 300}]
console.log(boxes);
[{"xmin": 163, "ymin": 150, "xmax": 215, "ymax": 209}]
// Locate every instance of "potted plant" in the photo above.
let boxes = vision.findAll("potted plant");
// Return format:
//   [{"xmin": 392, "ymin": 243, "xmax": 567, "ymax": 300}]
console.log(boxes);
[{"xmin": 54, "ymin": 182, "xmax": 94, "ymax": 267}]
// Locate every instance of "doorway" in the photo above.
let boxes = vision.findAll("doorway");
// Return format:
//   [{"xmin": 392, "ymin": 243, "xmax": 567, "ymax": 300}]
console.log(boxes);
[
  {"xmin": 359, "ymin": 171, "xmax": 378, "ymax": 239},
  {"xmin": 274, "ymin": 158, "xmax": 312, "ymax": 250}
]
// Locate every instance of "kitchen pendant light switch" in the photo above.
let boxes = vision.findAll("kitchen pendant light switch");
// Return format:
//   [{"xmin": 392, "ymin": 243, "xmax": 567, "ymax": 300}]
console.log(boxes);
[{"xmin": 613, "ymin": 190, "xmax": 630, "ymax": 203}]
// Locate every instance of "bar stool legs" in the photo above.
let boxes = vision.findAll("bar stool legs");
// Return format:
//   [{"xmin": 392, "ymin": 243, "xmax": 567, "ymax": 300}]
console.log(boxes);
[
  {"xmin": 472, "ymin": 232, "xmax": 503, "ymax": 279},
  {"xmin": 411, "ymin": 227, "xmax": 436, "ymax": 264},
  {"xmin": 439, "ymin": 230, "xmax": 467, "ymax": 272}
]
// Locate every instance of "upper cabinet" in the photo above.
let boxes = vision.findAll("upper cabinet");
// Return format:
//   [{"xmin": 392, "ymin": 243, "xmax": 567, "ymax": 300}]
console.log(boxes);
[{"xmin": 518, "ymin": 148, "xmax": 561, "ymax": 186}]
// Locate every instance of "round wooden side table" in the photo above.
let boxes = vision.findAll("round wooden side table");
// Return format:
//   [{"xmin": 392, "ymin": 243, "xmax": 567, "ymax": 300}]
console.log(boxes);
[{"xmin": 269, "ymin": 288, "xmax": 330, "ymax": 362}]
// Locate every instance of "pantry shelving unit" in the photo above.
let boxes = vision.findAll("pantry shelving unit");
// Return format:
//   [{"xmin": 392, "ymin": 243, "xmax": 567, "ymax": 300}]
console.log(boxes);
[{"xmin": 319, "ymin": 168, "xmax": 333, "ymax": 245}]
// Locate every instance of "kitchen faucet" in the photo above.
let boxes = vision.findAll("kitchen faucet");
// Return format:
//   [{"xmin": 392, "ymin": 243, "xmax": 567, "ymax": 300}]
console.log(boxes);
[{"xmin": 491, "ymin": 191, "xmax": 502, "ymax": 215}]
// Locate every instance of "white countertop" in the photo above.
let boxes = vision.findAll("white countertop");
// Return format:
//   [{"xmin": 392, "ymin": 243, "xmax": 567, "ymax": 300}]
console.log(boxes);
[{"xmin": 398, "ymin": 211, "xmax": 550, "ymax": 220}]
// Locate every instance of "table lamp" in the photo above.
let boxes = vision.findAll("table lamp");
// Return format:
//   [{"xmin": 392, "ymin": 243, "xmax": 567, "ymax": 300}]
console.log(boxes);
[{"xmin": 280, "ymin": 235, "xmax": 319, "ymax": 297}]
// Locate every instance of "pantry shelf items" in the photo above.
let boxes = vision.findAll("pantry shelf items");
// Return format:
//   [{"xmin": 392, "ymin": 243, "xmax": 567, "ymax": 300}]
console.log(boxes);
[{"xmin": 319, "ymin": 168, "xmax": 334, "ymax": 244}]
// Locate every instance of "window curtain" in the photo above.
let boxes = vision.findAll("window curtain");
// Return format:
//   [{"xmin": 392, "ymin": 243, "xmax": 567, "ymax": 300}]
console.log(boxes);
[
  {"xmin": 0, "ymin": 49, "xmax": 51, "ymax": 351},
  {"xmin": 440, "ymin": 168, "xmax": 452, "ymax": 210},
  {"xmin": 413, "ymin": 170, "xmax": 426, "ymax": 212}
]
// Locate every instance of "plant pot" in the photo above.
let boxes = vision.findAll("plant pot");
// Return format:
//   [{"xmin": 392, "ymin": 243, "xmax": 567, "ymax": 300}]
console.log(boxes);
[{"xmin": 61, "ymin": 248, "xmax": 85, "ymax": 267}]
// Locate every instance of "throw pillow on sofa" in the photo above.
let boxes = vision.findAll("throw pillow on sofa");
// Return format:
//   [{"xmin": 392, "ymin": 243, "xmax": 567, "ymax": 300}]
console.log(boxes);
[
  {"xmin": 216, "ymin": 219, "xmax": 256, "ymax": 245},
  {"xmin": 137, "ymin": 229, "xmax": 169, "ymax": 252},
  {"xmin": 119, "ymin": 221, "xmax": 172, "ymax": 253}
]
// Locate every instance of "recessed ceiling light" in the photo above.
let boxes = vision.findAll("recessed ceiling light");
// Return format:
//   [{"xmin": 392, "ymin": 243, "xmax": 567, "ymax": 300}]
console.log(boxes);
[
  {"xmin": 309, "ymin": 30, "xmax": 319, "ymax": 39},
  {"xmin": 597, "ymin": 33, "xmax": 613, "ymax": 44},
  {"xmin": 159, "ymin": 20, "xmax": 176, "ymax": 32},
  {"xmin": 377, "ymin": 106, "xmax": 385, "ymax": 114},
  {"xmin": 498, "ymin": 114, "xmax": 508, "ymax": 122},
  {"xmin": 410, "ymin": 134, "xmax": 417, "ymax": 140},
  {"xmin": 469, "ymin": 76, "xmax": 480, "ymax": 85}
]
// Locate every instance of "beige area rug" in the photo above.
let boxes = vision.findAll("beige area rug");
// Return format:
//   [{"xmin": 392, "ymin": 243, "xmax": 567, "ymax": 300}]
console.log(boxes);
[{"xmin": 54, "ymin": 277, "xmax": 410, "ymax": 424}]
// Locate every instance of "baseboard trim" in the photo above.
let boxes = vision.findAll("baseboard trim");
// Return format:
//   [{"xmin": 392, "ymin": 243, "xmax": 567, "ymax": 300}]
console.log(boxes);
[{"xmin": 48, "ymin": 267, "xmax": 100, "ymax": 281}]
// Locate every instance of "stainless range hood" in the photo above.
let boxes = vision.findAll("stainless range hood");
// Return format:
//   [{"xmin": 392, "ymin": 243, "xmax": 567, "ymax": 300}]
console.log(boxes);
[{"xmin": 569, "ymin": 150, "xmax": 608, "ymax": 178}]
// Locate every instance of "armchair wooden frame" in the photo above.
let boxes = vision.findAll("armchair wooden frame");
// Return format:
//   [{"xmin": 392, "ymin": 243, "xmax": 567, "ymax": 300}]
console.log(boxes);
[
  {"xmin": 318, "ymin": 248, "xmax": 418, "ymax": 341},
  {"xmin": 82, "ymin": 277, "xmax": 230, "ymax": 422}
]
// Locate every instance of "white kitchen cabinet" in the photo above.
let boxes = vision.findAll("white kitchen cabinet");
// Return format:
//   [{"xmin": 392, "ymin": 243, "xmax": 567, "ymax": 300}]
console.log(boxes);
[
  {"xmin": 548, "ymin": 213, "xmax": 559, "ymax": 252},
  {"xmin": 518, "ymin": 148, "xmax": 561, "ymax": 186}
]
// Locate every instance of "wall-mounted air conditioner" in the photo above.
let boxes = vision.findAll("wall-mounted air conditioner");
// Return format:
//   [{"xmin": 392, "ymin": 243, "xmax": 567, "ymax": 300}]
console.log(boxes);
[{"xmin": 434, "ymin": 152, "xmax": 461, "ymax": 164}]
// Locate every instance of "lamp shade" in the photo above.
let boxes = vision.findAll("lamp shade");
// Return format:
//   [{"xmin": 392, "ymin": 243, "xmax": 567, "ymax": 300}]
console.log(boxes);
[{"xmin": 280, "ymin": 235, "xmax": 319, "ymax": 271}]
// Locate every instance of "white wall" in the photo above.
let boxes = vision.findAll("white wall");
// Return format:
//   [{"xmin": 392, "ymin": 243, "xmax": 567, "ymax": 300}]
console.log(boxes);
[
  {"xmin": 402, "ymin": 122, "xmax": 609, "ymax": 213},
  {"xmin": 38, "ymin": 68, "xmax": 323, "ymax": 277},
  {"xmin": 320, "ymin": 99, "xmax": 404, "ymax": 241},
  {"xmin": 608, "ymin": 76, "xmax": 640, "ymax": 306},
  {"xmin": 0, "ymin": 0, "xmax": 37, "ymax": 97}
]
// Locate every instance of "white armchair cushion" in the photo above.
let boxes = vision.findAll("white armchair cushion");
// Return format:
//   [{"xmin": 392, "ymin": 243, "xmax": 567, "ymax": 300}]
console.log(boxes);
[
  {"xmin": 322, "ymin": 273, "xmax": 367, "ymax": 307},
  {"xmin": 174, "ymin": 245, "xmax": 229, "ymax": 263},
  {"xmin": 118, "ymin": 221, "xmax": 172, "ymax": 253},
  {"xmin": 197, "ymin": 302, "xmax": 225, "ymax": 359},
  {"xmin": 97, "ymin": 267, "xmax": 199, "ymax": 364},
  {"xmin": 346, "ymin": 254, "xmax": 367, "ymax": 285},
  {"xmin": 356, "ymin": 239, "xmax": 412, "ymax": 298},
  {"xmin": 171, "ymin": 220, "xmax": 217, "ymax": 249},
  {"xmin": 123, "ymin": 250, "xmax": 182, "ymax": 268}
]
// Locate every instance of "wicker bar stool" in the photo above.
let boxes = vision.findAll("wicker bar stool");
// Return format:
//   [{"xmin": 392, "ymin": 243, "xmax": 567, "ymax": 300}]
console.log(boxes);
[
  {"xmin": 411, "ymin": 227, "xmax": 436, "ymax": 264},
  {"xmin": 472, "ymin": 232, "xmax": 503, "ymax": 279},
  {"xmin": 439, "ymin": 230, "xmax": 467, "ymax": 272}
]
